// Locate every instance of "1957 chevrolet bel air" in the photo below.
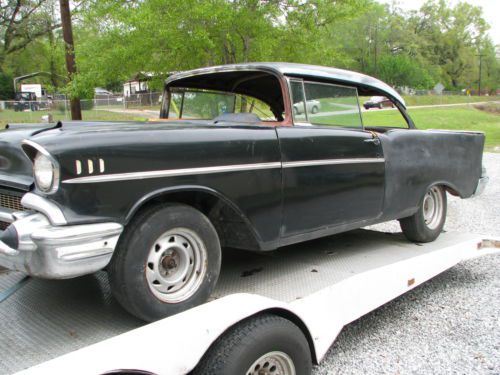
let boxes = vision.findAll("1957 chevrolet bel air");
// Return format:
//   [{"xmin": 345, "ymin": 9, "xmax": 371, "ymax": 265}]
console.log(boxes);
[{"xmin": 0, "ymin": 63, "xmax": 488, "ymax": 321}]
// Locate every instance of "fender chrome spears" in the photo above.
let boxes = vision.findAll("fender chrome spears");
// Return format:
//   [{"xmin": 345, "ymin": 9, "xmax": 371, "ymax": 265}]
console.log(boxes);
[{"xmin": 62, "ymin": 158, "xmax": 384, "ymax": 184}]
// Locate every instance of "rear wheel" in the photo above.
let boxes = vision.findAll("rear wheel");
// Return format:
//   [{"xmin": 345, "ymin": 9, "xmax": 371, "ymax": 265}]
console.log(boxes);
[
  {"xmin": 109, "ymin": 203, "xmax": 221, "ymax": 322},
  {"xmin": 193, "ymin": 314, "xmax": 312, "ymax": 375},
  {"xmin": 400, "ymin": 185, "xmax": 447, "ymax": 243}
]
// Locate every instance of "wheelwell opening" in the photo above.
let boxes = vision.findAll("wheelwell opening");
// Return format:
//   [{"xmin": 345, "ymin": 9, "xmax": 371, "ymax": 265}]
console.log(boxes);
[
  {"xmin": 427, "ymin": 182, "xmax": 460, "ymax": 198},
  {"xmin": 132, "ymin": 190, "xmax": 261, "ymax": 251},
  {"xmin": 190, "ymin": 309, "xmax": 319, "ymax": 374},
  {"xmin": 262, "ymin": 308, "xmax": 319, "ymax": 365},
  {"xmin": 441, "ymin": 184, "xmax": 460, "ymax": 197}
]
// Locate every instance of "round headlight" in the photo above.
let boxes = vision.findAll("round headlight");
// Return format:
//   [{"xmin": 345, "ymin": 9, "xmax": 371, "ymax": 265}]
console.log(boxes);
[{"xmin": 33, "ymin": 152, "xmax": 58, "ymax": 192}]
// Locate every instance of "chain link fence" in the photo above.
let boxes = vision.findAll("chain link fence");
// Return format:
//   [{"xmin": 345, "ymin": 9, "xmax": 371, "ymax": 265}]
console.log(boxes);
[{"xmin": 0, "ymin": 92, "xmax": 164, "ymax": 125}]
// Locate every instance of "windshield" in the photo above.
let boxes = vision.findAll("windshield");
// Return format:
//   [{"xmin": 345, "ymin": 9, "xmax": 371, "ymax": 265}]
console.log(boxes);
[{"xmin": 164, "ymin": 89, "xmax": 276, "ymax": 121}]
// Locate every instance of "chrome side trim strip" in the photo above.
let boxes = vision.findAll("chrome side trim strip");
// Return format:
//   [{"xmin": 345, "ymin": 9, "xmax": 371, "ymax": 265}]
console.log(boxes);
[
  {"xmin": 283, "ymin": 158, "xmax": 385, "ymax": 168},
  {"xmin": 63, "ymin": 162, "xmax": 283, "ymax": 184},
  {"xmin": 62, "ymin": 158, "xmax": 384, "ymax": 184}
]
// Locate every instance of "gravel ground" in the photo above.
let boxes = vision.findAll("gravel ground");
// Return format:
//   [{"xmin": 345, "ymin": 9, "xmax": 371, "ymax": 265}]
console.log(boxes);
[{"xmin": 313, "ymin": 153, "xmax": 500, "ymax": 375}]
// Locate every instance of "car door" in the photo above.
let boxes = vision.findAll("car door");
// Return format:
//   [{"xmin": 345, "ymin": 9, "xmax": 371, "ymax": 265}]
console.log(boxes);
[{"xmin": 278, "ymin": 79, "xmax": 385, "ymax": 241}]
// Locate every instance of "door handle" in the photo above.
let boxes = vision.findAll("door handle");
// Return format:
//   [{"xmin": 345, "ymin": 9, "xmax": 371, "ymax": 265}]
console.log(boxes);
[{"xmin": 364, "ymin": 138, "xmax": 381, "ymax": 146}]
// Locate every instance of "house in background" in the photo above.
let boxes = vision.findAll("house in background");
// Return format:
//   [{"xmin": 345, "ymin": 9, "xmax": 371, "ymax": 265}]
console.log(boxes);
[{"xmin": 123, "ymin": 72, "xmax": 154, "ymax": 97}]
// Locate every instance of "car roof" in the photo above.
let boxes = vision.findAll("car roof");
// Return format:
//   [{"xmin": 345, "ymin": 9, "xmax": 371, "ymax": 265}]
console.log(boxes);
[{"xmin": 166, "ymin": 62, "xmax": 406, "ymax": 108}]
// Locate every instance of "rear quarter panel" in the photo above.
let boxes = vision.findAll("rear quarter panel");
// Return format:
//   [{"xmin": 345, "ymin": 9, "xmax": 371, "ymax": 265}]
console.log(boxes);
[{"xmin": 380, "ymin": 129, "xmax": 484, "ymax": 219}]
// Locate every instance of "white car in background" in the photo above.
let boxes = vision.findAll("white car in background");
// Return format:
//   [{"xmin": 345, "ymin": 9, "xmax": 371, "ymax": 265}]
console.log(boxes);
[
  {"xmin": 293, "ymin": 99, "xmax": 321, "ymax": 114},
  {"xmin": 94, "ymin": 87, "xmax": 114, "ymax": 96}
]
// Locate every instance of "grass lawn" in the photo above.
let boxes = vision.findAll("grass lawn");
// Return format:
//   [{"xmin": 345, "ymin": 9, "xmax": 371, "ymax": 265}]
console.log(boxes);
[
  {"xmin": 358, "ymin": 95, "xmax": 499, "ymax": 107},
  {"xmin": 0, "ymin": 109, "xmax": 148, "ymax": 128},
  {"xmin": 362, "ymin": 105, "xmax": 500, "ymax": 151},
  {"xmin": 402, "ymin": 95, "xmax": 499, "ymax": 107}
]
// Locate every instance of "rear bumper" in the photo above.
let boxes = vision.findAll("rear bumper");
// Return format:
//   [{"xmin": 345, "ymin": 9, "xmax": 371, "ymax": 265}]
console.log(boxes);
[
  {"xmin": 471, "ymin": 167, "xmax": 489, "ymax": 198},
  {"xmin": 0, "ymin": 194, "xmax": 123, "ymax": 279}
]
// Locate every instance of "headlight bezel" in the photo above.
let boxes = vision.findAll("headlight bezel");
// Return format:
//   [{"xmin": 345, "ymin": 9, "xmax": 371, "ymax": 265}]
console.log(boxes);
[{"xmin": 22, "ymin": 140, "xmax": 61, "ymax": 194}]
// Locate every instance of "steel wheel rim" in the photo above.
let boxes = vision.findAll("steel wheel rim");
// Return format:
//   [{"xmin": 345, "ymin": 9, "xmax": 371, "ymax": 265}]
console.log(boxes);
[
  {"xmin": 422, "ymin": 186, "xmax": 444, "ymax": 230},
  {"xmin": 145, "ymin": 228, "xmax": 207, "ymax": 303},
  {"xmin": 246, "ymin": 351, "xmax": 296, "ymax": 375}
]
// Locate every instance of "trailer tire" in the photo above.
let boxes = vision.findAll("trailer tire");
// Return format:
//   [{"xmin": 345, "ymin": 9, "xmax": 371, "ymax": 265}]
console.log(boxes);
[
  {"xmin": 109, "ymin": 203, "xmax": 221, "ymax": 322},
  {"xmin": 400, "ymin": 185, "xmax": 447, "ymax": 243},
  {"xmin": 193, "ymin": 314, "xmax": 312, "ymax": 375}
]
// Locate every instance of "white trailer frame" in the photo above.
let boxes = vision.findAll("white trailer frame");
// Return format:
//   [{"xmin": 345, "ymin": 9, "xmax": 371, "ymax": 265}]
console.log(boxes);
[{"xmin": 12, "ymin": 231, "xmax": 500, "ymax": 375}]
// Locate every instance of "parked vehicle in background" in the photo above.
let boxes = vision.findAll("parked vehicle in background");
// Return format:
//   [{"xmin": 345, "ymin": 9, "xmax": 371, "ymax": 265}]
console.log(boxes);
[
  {"xmin": 95, "ymin": 87, "xmax": 114, "ymax": 96},
  {"xmin": 363, "ymin": 96, "xmax": 394, "ymax": 109},
  {"xmin": 293, "ymin": 99, "xmax": 321, "ymax": 114},
  {"xmin": 0, "ymin": 63, "xmax": 487, "ymax": 322},
  {"xmin": 13, "ymin": 92, "xmax": 38, "ymax": 111}
]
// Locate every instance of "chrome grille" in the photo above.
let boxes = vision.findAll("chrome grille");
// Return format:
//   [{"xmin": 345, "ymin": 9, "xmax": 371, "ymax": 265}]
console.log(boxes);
[{"xmin": 0, "ymin": 192, "xmax": 25, "ymax": 212}]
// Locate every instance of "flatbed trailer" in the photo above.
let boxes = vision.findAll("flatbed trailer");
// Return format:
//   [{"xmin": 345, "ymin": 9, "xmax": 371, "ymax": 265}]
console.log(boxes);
[{"xmin": 1, "ymin": 229, "xmax": 498, "ymax": 375}]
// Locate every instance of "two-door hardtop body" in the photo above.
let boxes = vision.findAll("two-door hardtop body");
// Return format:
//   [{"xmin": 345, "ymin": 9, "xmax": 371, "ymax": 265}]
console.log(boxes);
[{"xmin": 0, "ymin": 63, "xmax": 487, "ymax": 321}]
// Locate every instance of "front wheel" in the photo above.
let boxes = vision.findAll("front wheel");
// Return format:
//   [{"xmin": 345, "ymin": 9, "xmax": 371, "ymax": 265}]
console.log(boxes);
[
  {"xmin": 109, "ymin": 203, "xmax": 221, "ymax": 322},
  {"xmin": 399, "ymin": 185, "xmax": 447, "ymax": 243},
  {"xmin": 193, "ymin": 314, "xmax": 312, "ymax": 375}
]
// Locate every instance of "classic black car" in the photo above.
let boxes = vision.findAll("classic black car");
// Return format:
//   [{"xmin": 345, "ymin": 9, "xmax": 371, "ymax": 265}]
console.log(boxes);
[{"xmin": 0, "ymin": 63, "xmax": 488, "ymax": 321}]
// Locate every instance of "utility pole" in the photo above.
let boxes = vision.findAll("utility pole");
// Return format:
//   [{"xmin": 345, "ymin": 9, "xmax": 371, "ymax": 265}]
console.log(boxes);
[
  {"xmin": 59, "ymin": 0, "xmax": 82, "ymax": 120},
  {"xmin": 476, "ymin": 54, "xmax": 484, "ymax": 97}
]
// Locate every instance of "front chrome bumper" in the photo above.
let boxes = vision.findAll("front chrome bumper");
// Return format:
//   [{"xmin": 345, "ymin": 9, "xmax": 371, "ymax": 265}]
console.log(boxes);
[{"xmin": 0, "ymin": 193, "xmax": 123, "ymax": 279}]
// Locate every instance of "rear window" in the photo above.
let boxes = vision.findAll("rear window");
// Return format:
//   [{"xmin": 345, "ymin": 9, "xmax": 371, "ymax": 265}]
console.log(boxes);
[{"xmin": 167, "ymin": 89, "xmax": 275, "ymax": 121}]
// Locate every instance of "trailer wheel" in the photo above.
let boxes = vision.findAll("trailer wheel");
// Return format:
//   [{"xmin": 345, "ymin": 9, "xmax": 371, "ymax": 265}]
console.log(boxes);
[
  {"xmin": 109, "ymin": 203, "xmax": 221, "ymax": 322},
  {"xmin": 400, "ymin": 185, "xmax": 447, "ymax": 243},
  {"xmin": 193, "ymin": 314, "xmax": 312, "ymax": 375}
]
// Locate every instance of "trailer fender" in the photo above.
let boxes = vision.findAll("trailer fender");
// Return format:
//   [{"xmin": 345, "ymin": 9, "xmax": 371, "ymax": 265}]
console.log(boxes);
[{"xmin": 16, "ymin": 293, "xmax": 314, "ymax": 375}]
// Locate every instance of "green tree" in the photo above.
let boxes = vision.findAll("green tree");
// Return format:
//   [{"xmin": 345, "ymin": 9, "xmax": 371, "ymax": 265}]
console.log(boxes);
[
  {"xmin": 376, "ymin": 54, "xmax": 433, "ymax": 88},
  {"xmin": 409, "ymin": 0, "xmax": 491, "ymax": 89}
]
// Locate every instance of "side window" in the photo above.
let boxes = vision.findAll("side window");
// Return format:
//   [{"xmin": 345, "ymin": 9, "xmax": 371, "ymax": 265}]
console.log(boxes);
[
  {"xmin": 290, "ymin": 80, "xmax": 308, "ymax": 123},
  {"xmin": 360, "ymin": 96, "xmax": 409, "ymax": 128},
  {"xmin": 303, "ymin": 82, "xmax": 363, "ymax": 128}
]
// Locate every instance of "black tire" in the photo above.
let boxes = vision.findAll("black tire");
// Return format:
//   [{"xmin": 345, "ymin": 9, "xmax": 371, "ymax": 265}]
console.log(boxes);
[
  {"xmin": 109, "ymin": 203, "xmax": 221, "ymax": 322},
  {"xmin": 377, "ymin": 103, "xmax": 382, "ymax": 109},
  {"xmin": 311, "ymin": 105, "xmax": 319, "ymax": 114},
  {"xmin": 293, "ymin": 106, "xmax": 300, "ymax": 116},
  {"xmin": 399, "ymin": 185, "xmax": 447, "ymax": 243},
  {"xmin": 192, "ymin": 314, "xmax": 312, "ymax": 375}
]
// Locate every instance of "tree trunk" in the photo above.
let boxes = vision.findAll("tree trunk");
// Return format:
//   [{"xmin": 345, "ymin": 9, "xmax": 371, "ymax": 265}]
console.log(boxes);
[{"xmin": 59, "ymin": 0, "xmax": 82, "ymax": 120}]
